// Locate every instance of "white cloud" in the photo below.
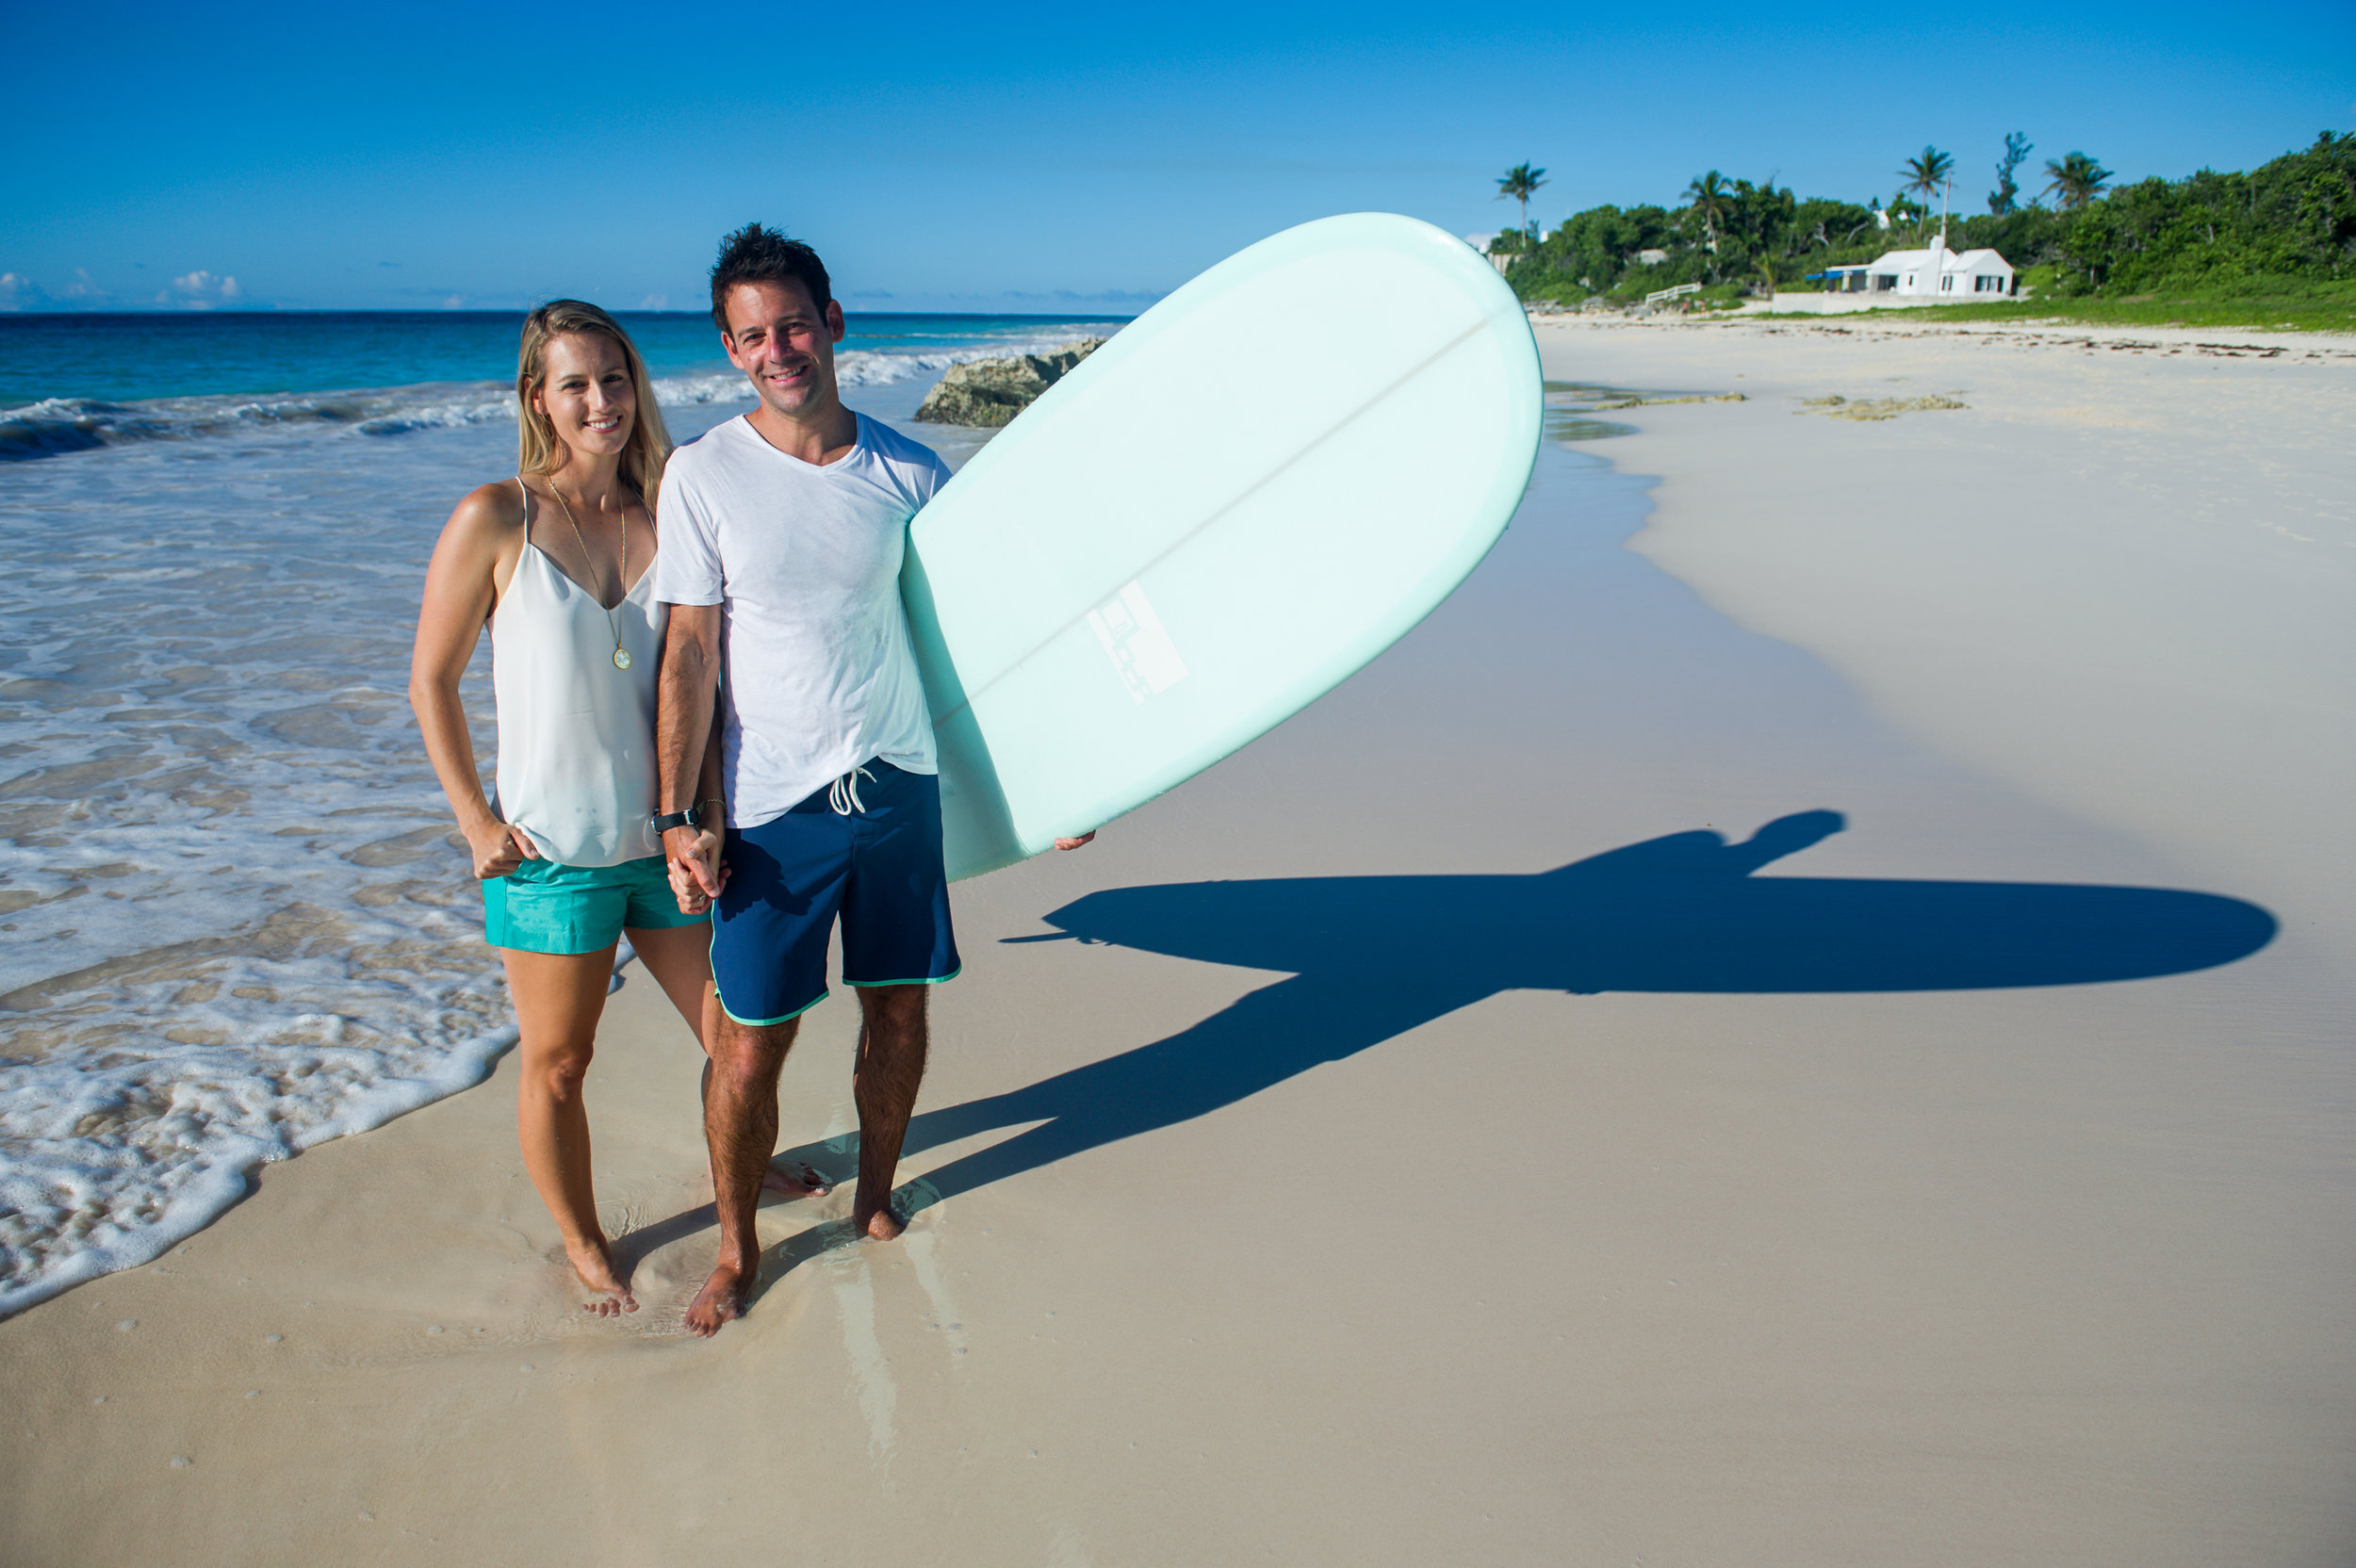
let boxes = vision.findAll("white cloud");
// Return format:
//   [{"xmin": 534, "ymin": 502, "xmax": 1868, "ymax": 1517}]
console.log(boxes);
[
  {"xmin": 639, "ymin": 293, "xmax": 669, "ymax": 310},
  {"xmin": 163, "ymin": 270, "xmax": 242, "ymax": 306},
  {"xmin": 0, "ymin": 272, "xmax": 29, "ymax": 311}
]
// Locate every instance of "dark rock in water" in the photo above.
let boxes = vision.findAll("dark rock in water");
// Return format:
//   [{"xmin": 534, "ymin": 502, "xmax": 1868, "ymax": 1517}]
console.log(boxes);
[{"xmin": 913, "ymin": 338, "xmax": 1106, "ymax": 427}]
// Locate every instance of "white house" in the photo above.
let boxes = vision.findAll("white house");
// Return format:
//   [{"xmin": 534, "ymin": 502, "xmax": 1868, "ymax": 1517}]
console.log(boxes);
[
  {"xmin": 1464, "ymin": 233, "xmax": 1515, "ymax": 275},
  {"xmin": 1819, "ymin": 239, "xmax": 2016, "ymax": 298}
]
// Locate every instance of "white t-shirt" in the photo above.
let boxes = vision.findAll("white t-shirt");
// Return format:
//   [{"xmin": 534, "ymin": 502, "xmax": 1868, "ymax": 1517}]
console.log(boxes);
[{"xmin": 649, "ymin": 412, "xmax": 949, "ymax": 828}]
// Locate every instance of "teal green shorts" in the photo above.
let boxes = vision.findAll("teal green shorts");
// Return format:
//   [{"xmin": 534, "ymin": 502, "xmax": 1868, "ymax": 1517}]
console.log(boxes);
[{"xmin": 482, "ymin": 854, "xmax": 708, "ymax": 956}]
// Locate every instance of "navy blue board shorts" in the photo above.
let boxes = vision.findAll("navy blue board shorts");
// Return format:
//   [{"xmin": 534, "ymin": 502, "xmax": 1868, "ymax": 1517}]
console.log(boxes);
[{"xmin": 711, "ymin": 759, "xmax": 961, "ymax": 1025}]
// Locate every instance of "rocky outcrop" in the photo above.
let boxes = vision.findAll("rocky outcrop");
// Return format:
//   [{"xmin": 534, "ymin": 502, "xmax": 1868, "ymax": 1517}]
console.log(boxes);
[{"xmin": 913, "ymin": 338, "xmax": 1106, "ymax": 427}]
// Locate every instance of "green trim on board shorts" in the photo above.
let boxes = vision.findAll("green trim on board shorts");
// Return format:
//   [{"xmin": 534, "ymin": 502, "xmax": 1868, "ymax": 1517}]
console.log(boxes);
[
  {"xmin": 843, "ymin": 967, "xmax": 964, "ymax": 988},
  {"xmin": 717, "ymin": 969, "xmax": 962, "ymax": 1026},
  {"xmin": 716, "ymin": 988, "xmax": 830, "ymax": 1028}
]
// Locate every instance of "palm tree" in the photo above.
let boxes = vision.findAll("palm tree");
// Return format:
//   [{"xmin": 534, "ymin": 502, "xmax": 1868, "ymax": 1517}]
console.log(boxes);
[
  {"xmin": 1496, "ymin": 163, "xmax": 1547, "ymax": 243},
  {"xmin": 1682, "ymin": 171, "xmax": 1732, "ymax": 253},
  {"xmin": 1898, "ymin": 146, "xmax": 1955, "ymax": 231},
  {"xmin": 1988, "ymin": 132, "xmax": 2032, "ymax": 215},
  {"xmin": 2042, "ymin": 151, "xmax": 2113, "ymax": 210}
]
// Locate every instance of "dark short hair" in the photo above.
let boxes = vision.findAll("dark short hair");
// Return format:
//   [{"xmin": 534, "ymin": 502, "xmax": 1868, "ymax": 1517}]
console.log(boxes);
[{"xmin": 709, "ymin": 223, "xmax": 833, "ymax": 332}]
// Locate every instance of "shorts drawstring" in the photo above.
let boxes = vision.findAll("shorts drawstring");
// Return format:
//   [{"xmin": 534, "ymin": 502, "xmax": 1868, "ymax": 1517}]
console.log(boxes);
[{"xmin": 826, "ymin": 765, "xmax": 876, "ymax": 816}]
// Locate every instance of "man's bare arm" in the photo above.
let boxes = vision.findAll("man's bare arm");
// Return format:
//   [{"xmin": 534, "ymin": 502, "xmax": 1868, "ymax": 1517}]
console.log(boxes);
[{"xmin": 658, "ymin": 604, "xmax": 726, "ymax": 896}]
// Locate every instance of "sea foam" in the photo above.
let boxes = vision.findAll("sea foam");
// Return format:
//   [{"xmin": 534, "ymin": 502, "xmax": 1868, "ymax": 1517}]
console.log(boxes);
[
  {"xmin": 0, "ymin": 407, "xmax": 548, "ymax": 1315},
  {"xmin": 0, "ymin": 337, "xmax": 1106, "ymax": 463},
  {"xmin": 0, "ymin": 328, "xmax": 1109, "ymax": 1315},
  {"xmin": 0, "ymin": 374, "xmax": 745, "ymax": 461}
]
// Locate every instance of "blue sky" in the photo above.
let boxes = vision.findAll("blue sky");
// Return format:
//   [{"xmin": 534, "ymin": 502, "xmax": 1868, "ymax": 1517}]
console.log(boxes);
[{"xmin": 5, "ymin": 0, "xmax": 2349, "ymax": 313}]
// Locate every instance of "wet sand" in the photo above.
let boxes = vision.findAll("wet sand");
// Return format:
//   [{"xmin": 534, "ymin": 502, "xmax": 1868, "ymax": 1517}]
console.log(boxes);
[{"xmin": 4, "ymin": 320, "xmax": 2351, "ymax": 1565}]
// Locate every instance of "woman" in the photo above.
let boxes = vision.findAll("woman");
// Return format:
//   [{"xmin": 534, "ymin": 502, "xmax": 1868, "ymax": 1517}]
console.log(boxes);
[{"xmin": 409, "ymin": 300, "xmax": 818, "ymax": 1316}]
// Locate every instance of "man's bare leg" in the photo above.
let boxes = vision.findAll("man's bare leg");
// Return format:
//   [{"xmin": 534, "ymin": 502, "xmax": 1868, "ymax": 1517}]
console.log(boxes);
[
  {"xmin": 851, "ymin": 984, "xmax": 930, "ymax": 1241},
  {"xmin": 685, "ymin": 1010, "xmax": 798, "ymax": 1336},
  {"xmin": 700, "ymin": 1062, "xmax": 829, "ymax": 1192},
  {"xmin": 502, "ymin": 946, "xmax": 637, "ymax": 1316}
]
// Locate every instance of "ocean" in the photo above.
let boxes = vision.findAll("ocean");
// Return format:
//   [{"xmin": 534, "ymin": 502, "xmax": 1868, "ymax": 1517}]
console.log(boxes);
[{"xmin": 0, "ymin": 310, "xmax": 1123, "ymax": 1315}]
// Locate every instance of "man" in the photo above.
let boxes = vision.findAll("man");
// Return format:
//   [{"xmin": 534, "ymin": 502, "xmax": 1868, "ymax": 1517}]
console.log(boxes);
[{"xmin": 651, "ymin": 224, "xmax": 1088, "ymax": 1337}]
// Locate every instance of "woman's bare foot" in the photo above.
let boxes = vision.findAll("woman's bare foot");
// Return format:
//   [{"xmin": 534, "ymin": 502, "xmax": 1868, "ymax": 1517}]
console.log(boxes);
[
  {"xmin": 564, "ymin": 1236, "xmax": 638, "ymax": 1317},
  {"xmin": 685, "ymin": 1261, "xmax": 753, "ymax": 1337}
]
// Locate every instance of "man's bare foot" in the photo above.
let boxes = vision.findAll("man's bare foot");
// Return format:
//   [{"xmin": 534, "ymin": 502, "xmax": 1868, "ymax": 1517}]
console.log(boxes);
[
  {"xmin": 704, "ymin": 1160, "xmax": 828, "ymax": 1198},
  {"xmin": 855, "ymin": 1202, "xmax": 906, "ymax": 1242},
  {"xmin": 760, "ymin": 1160, "xmax": 830, "ymax": 1199},
  {"xmin": 564, "ymin": 1236, "xmax": 638, "ymax": 1317},
  {"xmin": 685, "ymin": 1261, "xmax": 754, "ymax": 1337}
]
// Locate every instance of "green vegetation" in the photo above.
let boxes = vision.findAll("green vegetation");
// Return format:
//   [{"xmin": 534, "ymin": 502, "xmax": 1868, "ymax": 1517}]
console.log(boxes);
[
  {"xmin": 1989, "ymin": 133, "xmax": 2033, "ymax": 217},
  {"xmin": 1774, "ymin": 280, "xmax": 2356, "ymax": 333},
  {"xmin": 2042, "ymin": 151, "xmax": 2113, "ymax": 211},
  {"xmin": 1496, "ymin": 132, "xmax": 2356, "ymax": 330}
]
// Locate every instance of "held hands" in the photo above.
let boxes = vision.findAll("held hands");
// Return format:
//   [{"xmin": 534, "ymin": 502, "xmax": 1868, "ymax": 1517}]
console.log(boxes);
[
  {"xmin": 466, "ymin": 817, "xmax": 541, "ymax": 879},
  {"xmin": 665, "ymin": 825, "xmax": 728, "ymax": 915},
  {"xmin": 656, "ymin": 820, "xmax": 1079, "ymax": 910}
]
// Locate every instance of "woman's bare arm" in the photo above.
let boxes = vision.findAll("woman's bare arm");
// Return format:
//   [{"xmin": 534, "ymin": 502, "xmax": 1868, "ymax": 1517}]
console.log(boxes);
[{"xmin": 408, "ymin": 482, "xmax": 537, "ymax": 878}]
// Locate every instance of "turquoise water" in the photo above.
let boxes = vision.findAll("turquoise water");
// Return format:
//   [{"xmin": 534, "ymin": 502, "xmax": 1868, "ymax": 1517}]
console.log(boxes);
[
  {"xmin": 0, "ymin": 307, "xmax": 1115, "ymax": 1311},
  {"xmin": 0, "ymin": 310, "xmax": 1127, "ymax": 406},
  {"xmin": 0, "ymin": 311, "xmax": 1127, "ymax": 463}
]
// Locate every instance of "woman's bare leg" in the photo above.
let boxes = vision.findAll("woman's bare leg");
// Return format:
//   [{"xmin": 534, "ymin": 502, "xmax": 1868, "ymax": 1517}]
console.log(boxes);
[
  {"xmin": 623, "ymin": 924, "xmax": 828, "ymax": 1199},
  {"xmin": 623, "ymin": 924, "xmax": 720, "ymax": 1041},
  {"xmin": 500, "ymin": 944, "xmax": 636, "ymax": 1315}
]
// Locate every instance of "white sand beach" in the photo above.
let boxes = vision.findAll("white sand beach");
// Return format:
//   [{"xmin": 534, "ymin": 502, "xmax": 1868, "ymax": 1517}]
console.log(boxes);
[
  {"xmin": 1543, "ymin": 312, "xmax": 2356, "ymax": 962},
  {"xmin": 5, "ymin": 318, "xmax": 2350, "ymax": 1565}
]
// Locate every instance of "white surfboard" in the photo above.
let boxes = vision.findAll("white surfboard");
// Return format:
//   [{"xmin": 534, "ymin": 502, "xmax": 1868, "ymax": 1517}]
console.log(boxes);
[{"xmin": 902, "ymin": 212, "xmax": 1542, "ymax": 881}]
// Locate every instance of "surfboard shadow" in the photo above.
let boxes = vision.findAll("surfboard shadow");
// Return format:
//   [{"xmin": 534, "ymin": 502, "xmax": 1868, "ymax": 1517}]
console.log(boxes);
[{"xmin": 807, "ymin": 810, "xmax": 2274, "ymax": 1224}]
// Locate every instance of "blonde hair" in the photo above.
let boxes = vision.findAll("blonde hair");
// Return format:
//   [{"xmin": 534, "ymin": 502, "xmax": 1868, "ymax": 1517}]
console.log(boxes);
[{"xmin": 515, "ymin": 300, "xmax": 671, "ymax": 514}]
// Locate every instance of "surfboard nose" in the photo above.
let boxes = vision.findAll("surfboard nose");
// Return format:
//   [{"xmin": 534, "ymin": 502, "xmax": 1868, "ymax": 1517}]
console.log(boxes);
[{"xmin": 1538, "ymin": 811, "xmax": 1848, "ymax": 880}]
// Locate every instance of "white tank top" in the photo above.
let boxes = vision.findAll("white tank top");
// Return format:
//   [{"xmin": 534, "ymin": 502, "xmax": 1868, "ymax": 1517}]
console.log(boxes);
[{"xmin": 490, "ymin": 483, "xmax": 667, "ymax": 867}]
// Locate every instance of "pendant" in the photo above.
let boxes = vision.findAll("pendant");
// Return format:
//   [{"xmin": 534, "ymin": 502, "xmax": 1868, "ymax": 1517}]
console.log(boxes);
[{"xmin": 613, "ymin": 647, "xmax": 632, "ymax": 671}]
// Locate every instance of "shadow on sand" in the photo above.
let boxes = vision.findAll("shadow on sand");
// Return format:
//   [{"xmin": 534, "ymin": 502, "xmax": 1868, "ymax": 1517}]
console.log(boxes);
[{"xmin": 702, "ymin": 811, "xmax": 2273, "ymax": 1297}]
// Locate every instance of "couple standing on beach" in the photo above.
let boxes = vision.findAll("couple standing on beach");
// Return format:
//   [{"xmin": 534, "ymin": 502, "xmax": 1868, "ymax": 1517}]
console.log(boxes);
[{"xmin": 409, "ymin": 225, "xmax": 1089, "ymax": 1337}]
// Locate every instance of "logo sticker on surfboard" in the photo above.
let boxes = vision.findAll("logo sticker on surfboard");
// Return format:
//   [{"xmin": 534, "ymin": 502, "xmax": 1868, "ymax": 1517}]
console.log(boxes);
[{"xmin": 1086, "ymin": 580, "xmax": 1189, "ymax": 705}]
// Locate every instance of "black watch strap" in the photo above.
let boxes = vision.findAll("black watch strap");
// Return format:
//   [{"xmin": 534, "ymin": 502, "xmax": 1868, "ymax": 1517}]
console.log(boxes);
[{"xmin": 651, "ymin": 806, "xmax": 700, "ymax": 835}]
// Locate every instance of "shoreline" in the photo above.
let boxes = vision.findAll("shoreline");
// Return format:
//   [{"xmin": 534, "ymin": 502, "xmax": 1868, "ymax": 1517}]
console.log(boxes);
[
  {"xmin": 6, "ymin": 326, "xmax": 2351, "ymax": 1563},
  {"xmin": 1533, "ymin": 304, "xmax": 2356, "ymax": 354},
  {"xmin": 0, "ymin": 355, "xmax": 1030, "ymax": 1320}
]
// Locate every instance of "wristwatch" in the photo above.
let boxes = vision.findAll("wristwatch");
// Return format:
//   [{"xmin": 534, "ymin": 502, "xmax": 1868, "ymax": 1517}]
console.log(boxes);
[{"xmin": 651, "ymin": 805, "xmax": 702, "ymax": 835}]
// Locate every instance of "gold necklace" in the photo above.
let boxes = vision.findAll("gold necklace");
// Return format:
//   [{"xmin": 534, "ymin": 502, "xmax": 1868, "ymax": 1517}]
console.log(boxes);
[{"xmin": 548, "ymin": 482, "xmax": 632, "ymax": 671}]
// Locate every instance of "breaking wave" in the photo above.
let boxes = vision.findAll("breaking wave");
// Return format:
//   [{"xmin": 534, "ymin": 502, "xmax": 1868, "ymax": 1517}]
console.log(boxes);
[{"xmin": 1, "ymin": 335, "xmax": 1116, "ymax": 464}]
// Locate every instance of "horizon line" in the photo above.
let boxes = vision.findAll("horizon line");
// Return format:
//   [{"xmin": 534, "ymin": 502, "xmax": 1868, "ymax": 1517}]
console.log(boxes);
[{"xmin": 0, "ymin": 306, "xmax": 1147, "ymax": 320}]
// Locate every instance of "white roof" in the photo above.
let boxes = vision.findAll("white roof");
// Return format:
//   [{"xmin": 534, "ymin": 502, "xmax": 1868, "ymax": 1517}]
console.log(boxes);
[{"xmin": 1866, "ymin": 246, "xmax": 2013, "ymax": 272}]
